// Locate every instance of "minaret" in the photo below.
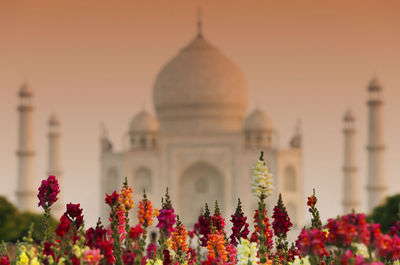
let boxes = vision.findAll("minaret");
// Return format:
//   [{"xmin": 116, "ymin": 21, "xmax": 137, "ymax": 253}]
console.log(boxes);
[
  {"xmin": 16, "ymin": 83, "xmax": 37, "ymax": 212},
  {"xmin": 48, "ymin": 114, "xmax": 63, "ymax": 217},
  {"xmin": 342, "ymin": 109, "xmax": 359, "ymax": 213},
  {"xmin": 366, "ymin": 77, "xmax": 387, "ymax": 211}
]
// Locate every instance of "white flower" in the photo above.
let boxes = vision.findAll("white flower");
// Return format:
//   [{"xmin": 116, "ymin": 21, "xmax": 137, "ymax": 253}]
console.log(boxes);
[
  {"xmin": 237, "ymin": 238, "xmax": 259, "ymax": 265},
  {"xmin": 351, "ymin": 242, "xmax": 369, "ymax": 258},
  {"xmin": 251, "ymin": 153, "xmax": 273, "ymax": 198}
]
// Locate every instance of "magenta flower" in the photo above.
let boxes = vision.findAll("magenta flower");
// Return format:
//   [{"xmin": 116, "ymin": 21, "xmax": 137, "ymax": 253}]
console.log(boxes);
[
  {"xmin": 37, "ymin": 175, "xmax": 60, "ymax": 208},
  {"xmin": 156, "ymin": 208, "xmax": 176, "ymax": 237}
]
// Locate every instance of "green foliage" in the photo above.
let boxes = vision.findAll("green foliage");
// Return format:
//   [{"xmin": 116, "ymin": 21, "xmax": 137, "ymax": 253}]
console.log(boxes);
[
  {"xmin": 0, "ymin": 196, "xmax": 57, "ymax": 243},
  {"xmin": 367, "ymin": 193, "xmax": 400, "ymax": 233}
]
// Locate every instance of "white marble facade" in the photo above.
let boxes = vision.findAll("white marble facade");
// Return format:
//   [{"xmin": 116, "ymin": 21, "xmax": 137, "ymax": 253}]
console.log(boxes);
[{"xmin": 100, "ymin": 29, "xmax": 304, "ymax": 231}]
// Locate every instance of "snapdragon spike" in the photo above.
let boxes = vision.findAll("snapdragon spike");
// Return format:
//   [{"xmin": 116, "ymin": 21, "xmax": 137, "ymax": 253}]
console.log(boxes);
[
  {"xmin": 272, "ymin": 193, "xmax": 293, "ymax": 237},
  {"xmin": 251, "ymin": 151, "xmax": 273, "ymax": 200},
  {"xmin": 156, "ymin": 188, "xmax": 176, "ymax": 236},
  {"xmin": 37, "ymin": 175, "xmax": 60, "ymax": 208},
  {"xmin": 230, "ymin": 199, "xmax": 250, "ymax": 246},
  {"xmin": 308, "ymin": 189, "xmax": 322, "ymax": 229},
  {"xmin": 194, "ymin": 203, "xmax": 212, "ymax": 247}
]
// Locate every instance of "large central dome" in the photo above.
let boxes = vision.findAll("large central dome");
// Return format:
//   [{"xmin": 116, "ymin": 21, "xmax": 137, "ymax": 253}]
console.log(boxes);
[{"xmin": 153, "ymin": 32, "xmax": 248, "ymax": 135}]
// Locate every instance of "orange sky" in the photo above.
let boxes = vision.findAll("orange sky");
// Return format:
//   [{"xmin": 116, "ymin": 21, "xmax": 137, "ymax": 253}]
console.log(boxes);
[{"xmin": 1, "ymin": 0, "xmax": 400, "ymax": 226}]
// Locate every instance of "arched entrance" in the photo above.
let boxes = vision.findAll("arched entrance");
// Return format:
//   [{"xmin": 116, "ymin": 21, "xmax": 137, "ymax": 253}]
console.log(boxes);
[{"xmin": 179, "ymin": 162, "xmax": 224, "ymax": 227}]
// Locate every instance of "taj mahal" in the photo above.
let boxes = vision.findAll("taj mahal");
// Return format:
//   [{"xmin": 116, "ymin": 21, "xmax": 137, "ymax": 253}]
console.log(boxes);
[
  {"xmin": 13, "ymin": 21, "xmax": 388, "ymax": 231},
  {"xmin": 98, "ymin": 24, "xmax": 303, "ymax": 228}
]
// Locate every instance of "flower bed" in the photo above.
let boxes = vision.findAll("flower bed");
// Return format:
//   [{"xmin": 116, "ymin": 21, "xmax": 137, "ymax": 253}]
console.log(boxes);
[{"xmin": 1, "ymin": 152, "xmax": 400, "ymax": 265}]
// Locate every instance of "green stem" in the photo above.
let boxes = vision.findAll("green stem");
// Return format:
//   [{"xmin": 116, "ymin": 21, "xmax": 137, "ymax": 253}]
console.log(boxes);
[
  {"xmin": 42, "ymin": 207, "xmax": 51, "ymax": 242},
  {"xmin": 258, "ymin": 195, "xmax": 267, "ymax": 263}
]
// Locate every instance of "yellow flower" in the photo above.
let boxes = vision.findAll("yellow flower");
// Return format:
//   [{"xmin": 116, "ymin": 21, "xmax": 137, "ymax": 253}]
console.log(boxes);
[
  {"xmin": 47, "ymin": 255, "xmax": 55, "ymax": 264},
  {"xmin": 27, "ymin": 246, "xmax": 36, "ymax": 258},
  {"xmin": 153, "ymin": 208, "xmax": 160, "ymax": 217},
  {"xmin": 73, "ymin": 245, "xmax": 85, "ymax": 258},
  {"xmin": 289, "ymin": 256, "xmax": 311, "ymax": 265},
  {"xmin": 322, "ymin": 228, "xmax": 329, "ymax": 238},
  {"xmin": 146, "ymin": 259, "xmax": 163, "ymax": 265},
  {"xmin": 57, "ymin": 257, "xmax": 66, "ymax": 265},
  {"xmin": 31, "ymin": 257, "xmax": 40, "ymax": 265},
  {"xmin": 17, "ymin": 252, "xmax": 29, "ymax": 265}
]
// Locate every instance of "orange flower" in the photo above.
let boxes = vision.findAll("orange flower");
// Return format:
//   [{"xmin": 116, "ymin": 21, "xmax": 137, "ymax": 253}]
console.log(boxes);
[
  {"xmin": 138, "ymin": 195, "xmax": 153, "ymax": 227},
  {"xmin": 119, "ymin": 187, "xmax": 134, "ymax": 211},
  {"xmin": 153, "ymin": 208, "xmax": 160, "ymax": 217},
  {"xmin": 171, "ymin": 220, "xmax": 188, "ymax": 254},
  {"xmin": 207, "ymin": 231, "xmax": 228, "ymax": 262}
]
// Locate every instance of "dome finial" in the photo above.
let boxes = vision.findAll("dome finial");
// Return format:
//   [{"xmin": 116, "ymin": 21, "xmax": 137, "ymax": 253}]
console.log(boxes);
[{"xmin": 197, "ymin": 7, "xmax": 202, "ymax": 37}]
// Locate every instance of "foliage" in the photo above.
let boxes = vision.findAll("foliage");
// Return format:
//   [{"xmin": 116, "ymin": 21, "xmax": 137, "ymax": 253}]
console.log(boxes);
[
  {"xmin": 0, "ymin": 196, "xmax": 57, "ymax": 243},
  {"xmin": 368, "ymin": 194, "xmax": 400, "ymax": 233}
]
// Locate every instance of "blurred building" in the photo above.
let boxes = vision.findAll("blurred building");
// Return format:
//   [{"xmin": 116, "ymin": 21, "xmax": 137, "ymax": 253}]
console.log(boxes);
[{"xmin": 99, "ymin": 24, "xmax": 304, "ymax": 229}]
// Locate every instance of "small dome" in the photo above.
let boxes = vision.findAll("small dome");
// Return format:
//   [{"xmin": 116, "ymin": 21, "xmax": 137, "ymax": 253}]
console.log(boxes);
[
  {"xmin": 129, "ymin": 111, "xmax": 159, "ymax": 133},
  {"xmin": 245, "ymin": 109, "xmax": 273, "ymax": 131},
  {"xmin": 368, "ymin": 77, "xmax": 382, "ymax": 92},
  {"xmin": 343, "ymin": 109, "xmax": 355, "ymax": 122},
  {"xmin": 49, "ymin": 113, "xmax": 60, "ymax": 126},
  {"xmin": 19, "ymin": 82, "xmax": 33, "ymax": 97}
]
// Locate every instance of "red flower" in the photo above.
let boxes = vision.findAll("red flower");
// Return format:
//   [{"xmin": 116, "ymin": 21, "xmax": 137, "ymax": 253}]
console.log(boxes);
[
  {"xmin": 105, "ymin": 191, "xmax": 119, "ymax": 207},
  {"xmin": 250, "ymin": 208, "xmax": 273, "ymax": 250},
  {"xmin": 72, "ymin": 255, "xmax": 80, "ymax": 265},
  {"xmin": 66, "ymin": 203, "xmax": 83, "ymax": 218},
  {"xmin": 163, "ymin": 249, "xmax": 173, "ymax": 265},
  {"xmin": 55, "ymin": 214, "xmax": 71, "ymax": 238},
  {"xmin": 122, "ymin": 250, "xmax": 136, "ymax": 265},
  {"xmin": 307, "ymin": 194, "xmax": 317, "ymax": 208},
  {"xmin": 43, "ymin": 241, "xmax": 55, "ymax": 258},
  {"xmin": 230, "ymin": 199, "xmax": 250, "ymax": 246},
  {"xmin": 129, "ymin": 224, "xmax": 144, "ymax": 241},
  {"xmin": 272, "ymin": 194, "xmax": 293, "ymax": 237},
  {"xmin": 98, "ymin": 240, "xmax": 115, "ymax": 264},
  {"xmin": 0, "ymin": 256, "xmax": 10, "ymax": 265},
  {"xmin": 186, "ymin": 247, "xmax": 197, "ymax": 265},
  {"xmin": 296, "ymin": 228, "xmax": 329, "ymax": 257},
  {"xmin": 194, "ymin": 204, "xmax": 212, "ymax": 247},
  {"xmin": 37, "ymin": 175, "xmax": 60, "ymax": 208},
  {"xmin": 85, "ymin": 223, "xmax": 108, "ymax": 249},
  {"xmin": 146, "ymin": 243, "xmax": 157, "ymax": 260}
]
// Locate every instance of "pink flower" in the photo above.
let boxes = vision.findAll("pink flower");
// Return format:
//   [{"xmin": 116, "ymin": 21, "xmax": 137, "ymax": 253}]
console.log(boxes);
[
  {"xmin": 37, "ymin": 175, "xmax": 60, "ymax": 208},
  {"xmin": 117, "ymin": 209, "xmax": 127, "ymax": 240},
  {"xmin": 83, "ymin": 248, "xmax": 103, "ymax": 265}
]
